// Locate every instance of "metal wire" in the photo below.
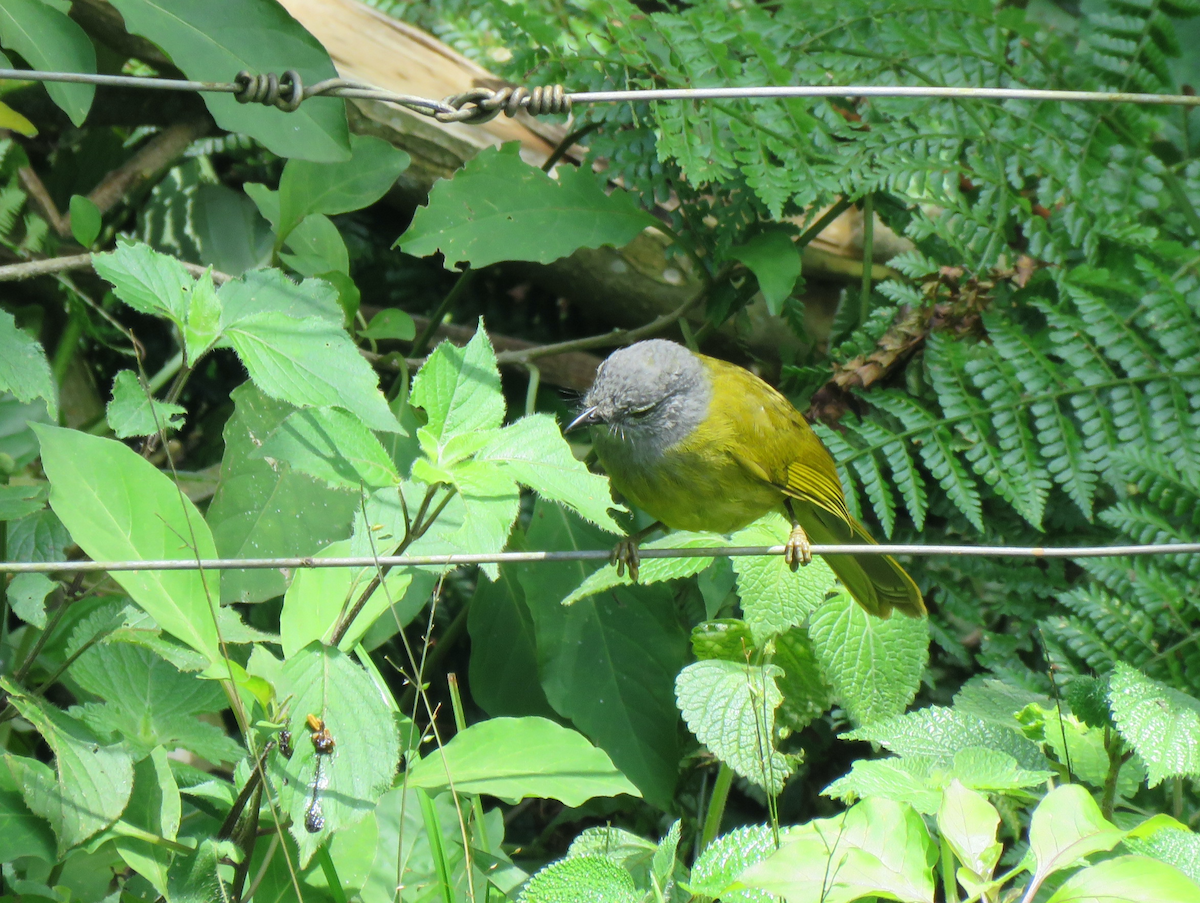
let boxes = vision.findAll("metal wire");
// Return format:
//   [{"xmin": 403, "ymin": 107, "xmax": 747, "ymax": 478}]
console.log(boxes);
[
  {"xmin": 3, "ymin": 542, "xmax": 1199, "ymax": 574},
  {"xmin": 3, "ymin": 68, "xmax": 1199, "ymax": 126}
]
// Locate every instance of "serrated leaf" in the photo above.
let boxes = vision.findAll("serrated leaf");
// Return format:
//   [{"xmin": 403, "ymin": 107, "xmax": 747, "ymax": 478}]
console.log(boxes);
[
  {"xmin": 1108, "ymin": 663, "xmax": 1200, "ymax": 787},
  {"xmin": 691, "ymin": 618, "xmax": 756, "ymax": 661},
  {"xmin": 217, "ymin": 266, "xmax": 343, "ymax": 326},
  {"xmin": 675, "ymin": 660, "xmax": 792, "ymax": 793},
  {"xmin": 105, "ymin": 370, "xmax": 186, "ymax": 439},
  {"xmin": 182, "ymin": 270, "xmax": 222, "ymax": 365},
  {"xmin": 1124, "ymin": 826, "xmax": 1200, "ymax": 884},
  {"xmin": 689, "ymin": 824, "xmax": 777, "ymax": 903},
  {"xmin": 259, "ymin": 406, "xmax": 401, "ymax": 490},
  {"xmin": 410, "ymin": 324, "xmax": 505, "ymax": 445},
  {"xmin": 732, "ymin": 514, "xmax": 837, "ymax": 644},
  {"xmin": 35, "ymin": 426, "xmax": 221, "ymax": 663},
  {"xmin": 773, "ymin": 626, "xmax": 832, "ymax": 732},
  {"xmin": 0, "ymin": 309, "xmax": 57, "ymax": 419},
  {"xmin": 272, "ymin": 643, "xmax": 400, "ymax": 866},
  {"xmin": 519, "ymin": 854, "xmax": 640, "ymax": 903},
  {"xmin": 0, "ymin": 483, "xmax": 47, "ymax": 521},
  {"xmin": 407, "ymin": 716, "xmax": 640, "ymax": 805},
  {"xmin": 564, "ymin": 531, "xmax": 727, "ymax": 605},
  {"xmin": 7, "ymin": 572, "xmax": 53, "ymax": 628},
  {"xmin": 400, "ymin": 143, "xmax": 656, "ymax": 268},
  {"xmin": 113, "ymin": 748, "xmax": 180, "ymax": 897},
  {"xmin": 809, "ymin": 588, "xmax": 928, "ymax": 725},
  {"xmin": 823, "ymin": 756, "xmax": 942, "ymax": 814},
  {"xmin": 93, "ymin": 239, "xmax": 193, "ymax": 325}
]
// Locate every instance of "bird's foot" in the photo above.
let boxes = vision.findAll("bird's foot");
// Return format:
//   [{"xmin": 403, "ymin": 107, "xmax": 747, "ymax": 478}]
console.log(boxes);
[
  {"xmin": 784, "ymin": 524, "xmax": 812, "ymax": 570},
  {"xmin": 612, "ymin": 538, "xmax": 641, "ymax": 582}
]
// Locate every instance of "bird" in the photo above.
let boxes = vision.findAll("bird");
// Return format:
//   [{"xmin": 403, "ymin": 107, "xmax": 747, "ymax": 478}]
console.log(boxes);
[{"xmin": 568, "ymin": 339, "xmax": 925, "ymax": 619}]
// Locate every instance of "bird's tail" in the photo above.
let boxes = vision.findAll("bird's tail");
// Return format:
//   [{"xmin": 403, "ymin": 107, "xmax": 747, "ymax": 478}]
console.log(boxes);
[{"xmin": 801, "ymin": 506, "xmax": 926, "ymax": 619}]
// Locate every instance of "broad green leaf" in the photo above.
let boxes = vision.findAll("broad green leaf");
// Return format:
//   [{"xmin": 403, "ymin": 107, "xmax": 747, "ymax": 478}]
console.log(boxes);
[
  {"xmin": 167, "ymin": 837, "xmax": 235, "ymax": 903},
  {"xmin": 361, "ymin": 309, "xmax": 416, "ymax": 341},
  {"xmin": 675, "ymin": 660, "xmax": 792, "ymax": 793},
  {"xmin": 1124, "ymin": 825, "xmax": 1200, "ymax": 884},
  {"xmin": 93, "ymin": 239, "xmax": 193, "ymax": 325},
  {"xmin": 0, "ymin": 789, "xmax": 55, "ymax": 862},
  {"xmin": 479, "ymin": 414, "xmax": 624, "ymax": 533},
  {"xmin": 651, "ymin": 820, "xmax": 681, "ymax": 893},
  {"xmin": 468, "ymin": 565, "xmax": 556, "ymax": 718},
  {"xmin": 733, "ymin": 515, "xmax": 836, "ymax": 644},
  {"xmin": 278, "ymin": 134, "xmax": 411, "ymax": 242},
  {"xmin": 519, "ymin": 501, "xmax": 686, "ymax": 810},
  {"xmin": 773, "ymin": 626, "xmax": 833, "ymax": 732},
  {"xmin": 221, "ymin": 312, "xmax": 401, "ymax": 432},
  {"xmin": 272, "ymin": 643, "xmax": 400, "ymax": 866},
  {"xmin": 35, "ymin": 426, "xmax": 221, "ymax": 663},
  {"xmin": 691, "ymin": 618, "xmax": 756, "ymax": 661},
  {"xmin": 0, "ymin": 0, "xmax": 94, "ymax": 124},
  {"xmin": 728, "ymin": 228, "xmax": 802, "ymax": 315},
  {"xmin": 106, "ymin": 0, "xmax": 349, "ymax": 161},
  {"xmin": 105, "ymin": 370, "xmax": 186, "ymax": 439},
  {"xmin": 0, "ymin": 483, "xmax": 47, "ymax": 520},
  {"xmin": 399, "ymin": 143, "xmax": 656, "ymax": 268},
  {"xmin": 410, "ymin": 324, "xmax": 505, "ymax": 445},
  {"xmin": 259, "ymin": 406, "xmax": 401, "ymax": 490},
  {"xmin": 217, "ymin": 264, "xmax": 343, "ymax": 327},
  {"xmin": 564, "ymin": 530, "xmax": 726, "ymax": 604},
  {"xmin": 113, "ymin": 748, "xmax": 180, "ymax": 897},
  {"xmin": 1108, "ymin": 662, "xmax": 1200, "ymax": 787},
  {"xmin": 2, "ymin": 684, "xmax": 133, "ymax": 853},
  {"xmin": 1045, "ymin": 855, "xmax": 1200, "ymax": 903},
  {"xmin": 68, "ymin": 194, "xmax": 101, "ymax": 247},
  {"xmin": 279, "ymin": 539, "xmax": 412, "ymax": 656},
  {"xmin": 568, "ymin": 825, "xmax": 656, "ymax": 868},
  {"xmin": 939, "ymin": 746, "xmax": 1052, "ymax": 793},
  {"xmin": 844, "ymin": 705, "xmax": 1049, "ymax": 771},
  {"xmin": 0, "ymin": 394, "xmax": 53, "ymax": 471},
  {"xmin": 206, "ymin": 383, "xmax": 358, "ymax": 604},
  {"xmin": 0, "ymin": 309, "xmax": 57, "ymax": 419},
  {"xmin": 688, "ymin": 825, "xmax": 777, "ymax": 903},
  {"xmin": 1028, "ymin": 784, "xmax": 1125, "ymax": 892},
  {"xmin": 183, "ymin": 270, "xmax": 223, "ymax": 364},
  {"xmin": 440, "ymin": 461, "xmax": 521, "ymax": 580},
  {"xmin": 192, "ymin": 183, "xmax": 274, "ymax": 277},
  {"xmin": 823, "ymin": 756, "xmax": 942, "ymax": 814},
  {"xmin": 739, "ymin": 797, "xmax": 936, "ymax": 903},
  {"xmin": 938, "ymin": 780, "xmax": 1002, "ymax": 894},
  {"xmin": 278, "ymin": 212, "xmax": 349, "ymax": 277},
  {"xmin": 7, "ymin": 507, "xmax": 72, "ymax": 563},
  {"xmin": 8, "ymin": 572, "xmax": 53, "ymax": 628},
  {"xmin": 809, "ymin": 588, "xmax": 928, "ymax": 725},
  {"xmin": 519, "ymin": 855, "xmax": 640, "ymax": 903},
  {"xmin": 1033, "ymin": 704, "xmax": 1144, "ymax": 798},
  {"xmin": 407, "ymin": 716, "xmax": 640, "ymax": 805},
  {"xmin": 71, "ymin": 642, "xmax": 241, "ymax": 763}
]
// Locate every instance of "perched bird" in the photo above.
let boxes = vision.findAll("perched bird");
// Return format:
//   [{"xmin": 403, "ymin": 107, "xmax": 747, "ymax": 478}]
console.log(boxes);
[{"xmin": 569, "ymin": 339, "xmax": 925, "ymax": 619}]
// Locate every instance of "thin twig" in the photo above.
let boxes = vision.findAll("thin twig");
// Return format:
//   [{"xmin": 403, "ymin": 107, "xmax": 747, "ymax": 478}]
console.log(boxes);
[{"xmin": 0, "ymin": 252, "xmax": 231, "ymax": 284}]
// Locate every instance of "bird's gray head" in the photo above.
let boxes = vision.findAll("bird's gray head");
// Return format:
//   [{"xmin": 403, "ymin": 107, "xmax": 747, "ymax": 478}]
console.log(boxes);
[{"xmin": 568, "ymin": 340, "xmax": 711, "ymax": 455}]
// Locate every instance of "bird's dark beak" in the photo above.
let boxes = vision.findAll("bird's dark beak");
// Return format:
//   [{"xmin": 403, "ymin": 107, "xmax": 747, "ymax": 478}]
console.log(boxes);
[{"xmin": 566, "ymin": 406, "xmax": 601, "ymax": 433}]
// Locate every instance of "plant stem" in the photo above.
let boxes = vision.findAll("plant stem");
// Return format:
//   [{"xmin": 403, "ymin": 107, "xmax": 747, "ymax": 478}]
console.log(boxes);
[
  {"xmin": 699, "ymin": 763, "xmax": 734, "ymax": 852},
  {"xmin": 448, "ymin": 673, "xmax": 490, "ymax": 855},
  {"xmin": 796, "ymin": 196, "xmax": 853, "ymax": 248},
  {"xmin": 147, "ymin": 351, "xmax": 184, "ymax": 394},
  {"xmin": 1100, "ymin": 727, "xmax": 1124, "ymax": 821},
  {"xmin": 523, "ymin": 363, "xmax": 540, "ymax": 417},
  {"xmin": 411, "ymin": 270, "xmax": 477, "ymax": 358},
  {"xmin": 941, "ymin": 835, "xmax": 960, "ymax": 903},
  {"xmin": 858, "ymin": 193, "xmax": 875, "ymax": 328}
]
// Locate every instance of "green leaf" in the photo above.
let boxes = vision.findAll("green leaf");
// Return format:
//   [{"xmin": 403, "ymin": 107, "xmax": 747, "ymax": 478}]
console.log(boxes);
[
  {"xmin": 651, "ymin": 820, "xmax": 681, "ymax": 893},
  {"xmin": 773, "ymin": 626, "xmax": 833, "ymax": 732},
  {"xmin": 0, "ymin": 789, "xmax": 55, "ymax": 863},
  {"xmin": 408, "ymin": 716, "xmax": 640, "ymax": 805},
  {"xmin": 2, "ymin": 683, "xmax": 133, "ymax": 853},
  {"xmin": 676, "ymin": 660, "xmax": 793, "ymax": 793},
  {"xmin": 7, "ymin": 572, "xmax": 53, "ymax": 628},
  {"xmin": 279, "ymin": 213, "xmax": 349, "ymax": 277},
  {"xmin": 1124, "ymin": 825, "xmax": 1200, "ymax": 884},
  {"xmin": 0, "ymin": 99, "xmax": 37, "ymax": 136},
  {"xmin": 206, "ymin": 383, "xmax": 358, "ymax": 604},
  {"xmin": 272, "ymin": 643, "xmax": 400, "ymax": 866},
  {"xmin": 105, "ymin": 0, "xmax": 349, "ymax": 161},
  {"xmin": 7, "ymin": 508, "xmax": 71, "ymax": 563},
  {"xmin": 519, "ymin": 500, "xmax": 686, "ymax": 810},
  {"xmin": 399, "ymin": 143, "xmax": 656, "ymax": 268},
  {"xmin": 68, "ymin": 194, "xmax": 101, "ymax": 247},
  {"xmin": 691, "ymin": 618, "xmax": 756, "ymax": 662},
  {"xmin": 259, "ymin": 406, "xmax": 401, "ymax": 490},
  {"xmin": 191, "ymin": 183, "xmax": 274, "ymax": 277},
  {"xmin": 34, "ymin": 426, "xmax": 221, "ymax": 663},
  {"xmin": 0, "ymin": 309, "xmax": 58, "ymax": 419},
  {"xmin": 823, "ymin": 756, "xmax": 942, "ymax": 814},
  {"xmin": 478, "ymin": 414, "xmax": 624, "ymax": 533},
  {"xmin": 360, "ymin": 309, "xmax": 416, "ymax": 341},
  {"xmin": 221, "ymin": 311, "xmax": 401, "ymax": 432},
  {"xmin": 0, "ymin": 0, "xmax": 95, "ymax": 125},
  {"xmin": 93, "ymin": 239, "xmax": 193, "ymax": 325},
  {"xmin": 809, "ymin": 588, "xmax": 928, "ymax": 725},
  {"xmin": 728, "ymin": 228, "xmax": 802, "ymax": 315},
  {"xmin": 467, "ymin": 565, "xmax": 556, "ymax": 718},
  {"xmin": 563, "ymin": 531, "xmax": 726, "ymax": 605},
  {"xmin": 278, "ymin": 539, "xmax": 412, "ymax": 656},
  {"xmin": 410, "ymin": 324, "xmax": 505, "ymax": 444},
  {"xmin": 739, "ymin": 797, "xmax": 936, "ymax": 903},
  {"xmin": 182, "ymin": 270, "xmax": 223, "ymax": 365},
  {"xmin": 1028, "ymin": 783, "xmax": 1125, "ymax": 891},
  {"xmin": 113, "ymin": 748, "xmax": 181, "ymax": 897},
  {"xmin": 0, "ymin": 483, "xmax": 47, "ymax": 521},
  {"xmin": 688, "ymin": 825, "xmax": 777, "ymax": 903},
  {"xmin": 1108, "ymin": 662, "xmax": 1200, "ymax": 787},
  {"xmin": 937, "ymin": 780, "xmax": 1002, "ymax": 894},
  {"xmin": 1045, "ymin": 855, "xmax": 1200, "ymax": 903},
  {"xmin": 519, "ymin": 855, "xmax": 640, "ymax": 903},
  {"xmin": 167, "ymin": 837, "xmax": 235, "ymax": 903},
  {"xmin": 218, "ymin": 264, "xmax": 344, "ymax": 326},
  {"xmin": 732, "ymin": 514, "xmax": 836, "ymax": 644},
  {"xmin": 105, "ymin": 370, "xmax": 186, "ymax": 439},
  {"xmin": 278, "ymin": 134, "xmax": 410, "ymax": 242}
]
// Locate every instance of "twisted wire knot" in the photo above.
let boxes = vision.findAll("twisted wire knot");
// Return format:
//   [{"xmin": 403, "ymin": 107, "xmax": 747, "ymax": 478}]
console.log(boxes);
[
  {"xmin": 234, "ymin": 69, "xmax": 305, "ymax": 112},
  {"xmin": 438, "ymin": 85, "xmax": 571, "ymax": 123}
]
